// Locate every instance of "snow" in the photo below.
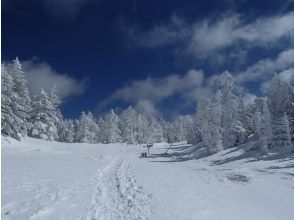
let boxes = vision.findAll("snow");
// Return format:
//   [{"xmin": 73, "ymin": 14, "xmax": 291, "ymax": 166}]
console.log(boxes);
[{"xmin": 2, "ymin": 136, "xmax": 294, "ymax": 220}]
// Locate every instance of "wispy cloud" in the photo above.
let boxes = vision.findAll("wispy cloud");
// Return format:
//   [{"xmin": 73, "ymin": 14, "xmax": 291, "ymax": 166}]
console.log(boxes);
[
  {"xmin": 97, "ymin": 69, "xmax": 206, "ymax": 114},
  {"xmin": 22, "ymin": 58, "xmax": 88, "ymax": 99},
  {"xmin": 235, "ymin": 49, "xmax": 294, "ymax": 83},
  {"xmin": 121, "ymin": 12, "xmax": 294, "ymax": 61}
]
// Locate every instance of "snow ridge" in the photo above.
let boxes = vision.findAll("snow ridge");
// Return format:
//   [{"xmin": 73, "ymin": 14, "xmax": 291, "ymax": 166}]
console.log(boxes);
[{"xmin": 85, "ymin": 157, "xmax": 151, "ymax": 220}]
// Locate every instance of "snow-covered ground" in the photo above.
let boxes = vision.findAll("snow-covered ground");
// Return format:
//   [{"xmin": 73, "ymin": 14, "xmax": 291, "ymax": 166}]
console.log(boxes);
[{"xmin": 2, "ymin": 136, "xmax": 294, "ymax": 220}]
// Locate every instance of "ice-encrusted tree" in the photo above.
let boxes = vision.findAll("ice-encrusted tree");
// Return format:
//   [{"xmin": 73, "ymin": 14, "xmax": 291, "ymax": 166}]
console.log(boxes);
[
  {"xmin": 219, "ymin": 71, "xmax": 245, "ymax": 148},
  {"xmin": 59, "ymin": 119, "xmax": 75, "ymax": 143},
  {"xmin": 76, "ymin": 111, "xmax": 99, "ymax": 143},
  {"xmin": 137, "ymin": 113, "xmax": 148, "ymax": 144},
  {"xmin": 145, "ymin": 114, "xmax": 164, "ymax": 143},
  {"xmin": 253, "ymin": 99, "xmax": 272, "ymax": 155},
  {"xmin": 161, "ymin": 120, "xmax": 177, "ymax": 143},
  {"xmin": 8, "ymin": 57, "xmax": 31, "ymax": 138},
  {"xmin": 103, "ymin": 109, "xmax": 122, "ymax": 143},
  {"xmin": 197, "ymin": 97, "xmax": 223, "ymax": 154},
  {"xmin": 50, "ymin": 86, "xmax": 63, "ymax": 140},
  {"xmin": 1, "ymin": 64, "xmax": 17, "ymax": 138},
  {"xmin": 120, "ymin": 106, "xmax": 139, "ymax": 144},
  {"xmin": 29, "ymin": 89, "xmax": 57, "ymax": 141},
  {"xmin": 268, "ymin": 75, "xmax": 292, "ymax": 149}
]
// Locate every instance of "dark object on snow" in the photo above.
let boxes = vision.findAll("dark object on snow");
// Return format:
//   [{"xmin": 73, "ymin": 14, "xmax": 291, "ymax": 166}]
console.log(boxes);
[
  {"xmin": 140, "ymin": 152, "xmax": 147, "ymax": 158},
  {"xmin": 146, "ymin": 144, "xmax": 153, "ymax": 154}
]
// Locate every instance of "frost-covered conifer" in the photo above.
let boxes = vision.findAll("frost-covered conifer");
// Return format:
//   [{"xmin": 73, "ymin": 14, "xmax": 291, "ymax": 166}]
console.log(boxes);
[
  {"xmin": 76, "ymin": 111, "xmax": 99, "ymax": 143},
  {"xmin": 219, "ymin": 71, "xmax": 245, "ymax": 148},
  {"xmin": 268, "ymin": 75, "xmax": 292, "ymax": 149},
  {"xmin": 197, "ymin": 98, "xmax": 222, "ymax": 154},
  {"xmin": 103, "ymin": 109, "xmax": 122, "ymax": 143},
  {"xmin": 120, "ymin": 106, "xmax": 139, "ymax": 144},
  {"xmin": 29, "ymin": 89, "xmax": 57, "ymax": 141},
  {"xmin": 1, "ymin": 64, "xmax": 16, "ymax": 138},
  {"xmin": 8, "ymin": 57, "xmax": 31, "ymax": 138}
]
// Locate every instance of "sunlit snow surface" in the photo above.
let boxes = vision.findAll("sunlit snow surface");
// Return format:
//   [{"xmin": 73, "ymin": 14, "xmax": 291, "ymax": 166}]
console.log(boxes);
[{"xmin": 2, "ymin": 136, "xmax": 294, "ymax": 220}]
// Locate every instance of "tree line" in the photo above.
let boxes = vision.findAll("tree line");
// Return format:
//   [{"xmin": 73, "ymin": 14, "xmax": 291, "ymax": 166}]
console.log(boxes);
[{"xmin": 1, "ymin": 58, "xmax": 294, "ymax": 156}]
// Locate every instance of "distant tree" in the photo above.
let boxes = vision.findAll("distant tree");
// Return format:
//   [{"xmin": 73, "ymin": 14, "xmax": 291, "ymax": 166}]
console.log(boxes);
[
  {"xmin": 76, "ymin": 111, "xmax": 99, "ymax": 143},
  {"xmin": 103, "ymin": 109, "xmax": 122, "ymax": 143},
  {"xmin": 219, "ymin": 72, "xmax": 245, "ymax": 148},
  {"xmin": 59, "ymin": 119, "xmax": 75, "ymax": 143},
  {"xmin": 145, "ymin": 114, "xmax": 164, "ymax": 144},
  {"xmin": 29, "ymin": 89, "xmax": 57, "ymax": 141},
  {"xmin": 8, "ymin": 57, "xmax": 31, "ymax": 138},
  {"xmin": 1, "ymin": 64, "xmax": 17, "ymax": 138},
  {"xmin": 268, "ymin": 75, "xmax": 292, "ymax": 150},
  {"xmin": 197, "ymin": 97, "xmax": 223, "ymax": 154},
  {"xmin": 253, "ymin": 99, "xmax": 272, "ymax": 155},
  {"xmin": 120, "ymin": 106, "xmax": 139, "ymax": 144}
]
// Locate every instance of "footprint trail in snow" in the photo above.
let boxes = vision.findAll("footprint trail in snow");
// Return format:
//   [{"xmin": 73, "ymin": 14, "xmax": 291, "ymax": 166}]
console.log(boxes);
[{"xmin": 85, "ymin": 157, "xmax": 152, "ymax": 220}]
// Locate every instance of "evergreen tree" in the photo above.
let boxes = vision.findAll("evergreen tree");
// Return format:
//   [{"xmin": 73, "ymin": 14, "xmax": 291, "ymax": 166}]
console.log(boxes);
[
  {"xmin": 29, "ymin": 89, "xmax": 57, "ymax": 141},
  {"xmin": 120, "ymin": 106, "xmax": 138, "ymax": 144},
  {"xmin": 1, "ymin": 64, "xmax": 16, "ymax": 138},
  {"xmin": 268, "ymin": 75, "xmax": 292, "ymax": 149},
  {"xmin": 8, "ymin": 57, "xmax": 31, "ymax": 138},
  {"xmin": 50, "ymin": 86, "xmax": 63, "ymax": 141},
  {"xmin": 76, "ymin": 111, "xmax": 99, "ymax": 143},
  {"xmin": 219, "ymin": 72, "xmax": 245, "ymax": 148},
  {"xmin": 103, "ymin": 109, "xmax": 122, "ymax": 143},
  {"xmin": 197, "ymin": 98, "xmax": 223, "ymax": 154},
  {"xmin": 59, "ymin": 119, "xmax": 75, "ymax": 143}
]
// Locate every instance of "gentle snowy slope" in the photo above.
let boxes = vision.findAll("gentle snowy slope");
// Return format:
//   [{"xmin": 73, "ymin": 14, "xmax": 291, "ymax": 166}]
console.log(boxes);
[{"xmin": 2, "ymin": 137, "xmax": 294, "ymax": 220}]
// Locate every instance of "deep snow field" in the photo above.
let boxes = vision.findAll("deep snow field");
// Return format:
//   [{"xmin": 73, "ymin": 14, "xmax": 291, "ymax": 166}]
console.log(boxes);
[{"xmin": 2, "ymin": 136, "xmax": 294, "ymax": 220}]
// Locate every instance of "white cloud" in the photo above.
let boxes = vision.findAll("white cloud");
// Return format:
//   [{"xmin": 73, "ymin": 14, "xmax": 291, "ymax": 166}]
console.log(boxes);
[
  {"xmin": 122, "ymin": 12, "xmax": 294, "ymax": 60},
  {"xmin": 98, "ymin": 69, "xmax": 206, "ymax": 114},
  {"xmin": 22, "ymin": 58, "xmax": 88, "ymax": 99},
  {"xmin": 279, "ymin": 68, "xmax": 294, "ymax": 83},
  {"xmin": 235, "ymin": 49, "xmax": 294, "ymax": 83},
  {"xmin": 41, "ymin": 0, "xmax": 95, "ymax": 19}
]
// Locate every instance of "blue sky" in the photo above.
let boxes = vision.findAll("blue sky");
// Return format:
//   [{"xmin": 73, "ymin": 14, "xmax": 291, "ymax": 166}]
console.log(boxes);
[{"xmin": 2, "ymin": 0, "xmax": 294, "ymax": 120}]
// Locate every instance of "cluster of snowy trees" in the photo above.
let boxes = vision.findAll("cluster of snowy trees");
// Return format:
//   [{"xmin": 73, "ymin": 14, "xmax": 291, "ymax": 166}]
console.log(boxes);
[
  {"xmin": 189, "ymin": 72, "xmax": 294, "ymax": 156},
  {"xmin": 1, "ymin": 58, "xmax": 294, "ymax": 155},
  {"xmin": 1, "ymin": 58, "xmax": 188, "ymax": 144}
]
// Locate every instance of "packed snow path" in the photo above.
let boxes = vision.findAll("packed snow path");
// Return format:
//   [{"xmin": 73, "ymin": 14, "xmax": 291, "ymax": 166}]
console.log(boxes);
[
  {"xmin": 2, "ymin": 137, "xmax": 294, "ymax": 220},
  {"xmin": 85, "ymin": 157, "xmax": 151, "ymax": 219}
]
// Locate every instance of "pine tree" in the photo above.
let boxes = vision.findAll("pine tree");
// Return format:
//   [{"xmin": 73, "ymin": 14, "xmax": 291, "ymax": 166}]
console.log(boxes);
[
  {"xmin": 219, "ymin": 71, "xmax": 244, "ymax": 148},
  {"xmin": 1, "ymin": 64, "xmax": 17, "ymax": 138},
  {"xmin": 268, "ymin": 75, "xmax": 292, "ymax": 149},
  {"xmin": 197, "ymin": 98, "xmax": 222, "ymax": 154},
  {"xmin": 50, "ymin": 86, "xmax": 63, "ymax": 141},
  {"xmin": 76, "ymin": 111, "xmax": 99, "ymax": 143},
  {"xmin": 29, "ymin": 89, "xmax": 57, "ymax": 141},
  {"xmin": 145, "ymin": 114, "xmax": 164, "ymax": 144},
  {"xmin": 8, "ymin": 57, "xmax": 31, "ymax": 138},
  {"xmin": 120, "ymin": 106, "xmax": 138, "ymax": 144},
  {"xmin": 103, "ymin": 109, "xmax": 122, "ymax": 143},
  {"xmin": 59, "ymin": 119, "xmax": 75, "ymax": 143}
]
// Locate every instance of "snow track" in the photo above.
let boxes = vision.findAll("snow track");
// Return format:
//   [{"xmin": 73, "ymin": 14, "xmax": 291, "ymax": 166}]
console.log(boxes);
[{"xmin": 85, "ymin": 157, "xmax": 151, "ymax": 220}]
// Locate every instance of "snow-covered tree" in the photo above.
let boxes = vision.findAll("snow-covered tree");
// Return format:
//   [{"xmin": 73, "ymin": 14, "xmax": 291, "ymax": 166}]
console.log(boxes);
[
  {"xmin": 1, "ymin": 64, "xmax": 17, "ymax": 138},
  {"xmin": 137, "ymin": 113, "xmax": 149, "ymax": 144},
  {"xmin": 253, "ymin": 99, "xmax": 272, "ymax": 155},
  {"xmin": 59, "ymin": 119, "xmax": 75, "ymax": 143},
  {"xmin": 103, "ymin": 109, "xmax": 122, "ymax": 143},
  {"xmin": 144, "ymin": 114, "xmax": 164, "ymax": 144},
  {"xmin": 196, "ymin": 97, "xmax": 223, "ymax": 154},
  {"xmin": 50, "ymin": 86, "xmax": 63, "ymax": 141},
  {"xmin": 29, "ymin": 89, "xmax": 57, "ymax": 141},
  {"xmin": 219, "ymin": 72, "xmax": 245, "ymax": 148},
  {"xmin": 76, "ymin": 111, "xmax": 99, "ymax": 143},
  {"xmin": 268, "ymin": 75, "xmax": 292, "ymax": 149},
  {"xmin": 8, "ymin": 57, "xmax": 31, "ymax": 138},
  {"xmin": 120, "ymin": 106, "xmax": 139, "ymax": 144}
]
